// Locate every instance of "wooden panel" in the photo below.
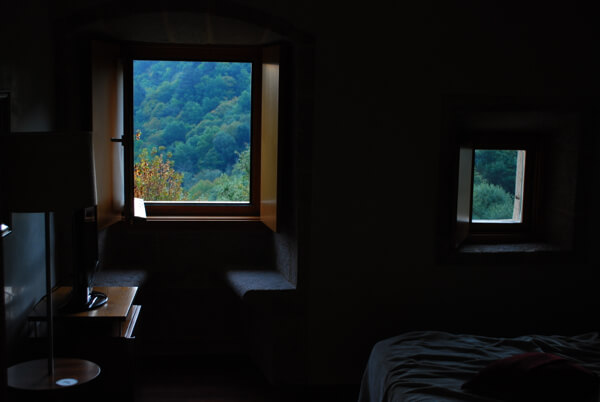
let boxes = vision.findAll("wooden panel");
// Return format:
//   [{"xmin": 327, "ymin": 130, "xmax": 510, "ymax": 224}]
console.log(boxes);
[
  {"xmin": 0, "ymin": 92, "xmax": 10, "ymax": 229},
  {"xmin": 513, "ymin": 150, "xmax": 526, "ymax": 221},
  {"xmin": 30, "ymin": 286, "xmax": 137, "ymax": 321},
  {"xmin": 92, "ymin": 40, "xmax": 124, "ymax": 229},
  {"xmin": 455, "ymin": 146, "xmax": 473, "ymax": 247},
  {"xmin": 81, "ymin": 286, "xmax": 137, "ymax": 320},
  {"xmin": 260, "ymin": 46, "xmax": 280, "ymax": 232}
]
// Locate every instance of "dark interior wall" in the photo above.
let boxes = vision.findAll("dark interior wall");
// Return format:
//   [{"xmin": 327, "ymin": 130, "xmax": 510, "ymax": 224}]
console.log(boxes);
[
  {"xmin": 1, "ymin": 1, "xmax": 57, "ymax": 368},
  {"xmin": 2, "ymin": 214, "xmax": 47, "ymax": 365},
  {"xmin": 3, "ymin": 0, "xmax": 600, "ymax": 388},
  {"xmin": 1, "ymin": 1, "xmax": 55, "ymax": 130},
  {"xmin": 304, "ymin": 1, "xmax": 600, "ymax": 383}
]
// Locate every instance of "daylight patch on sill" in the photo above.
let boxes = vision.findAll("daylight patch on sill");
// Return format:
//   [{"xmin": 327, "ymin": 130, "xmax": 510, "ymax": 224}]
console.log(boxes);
[{"xmin": 459, "ymin": 243, "xmax": 564, "ymax": 254}]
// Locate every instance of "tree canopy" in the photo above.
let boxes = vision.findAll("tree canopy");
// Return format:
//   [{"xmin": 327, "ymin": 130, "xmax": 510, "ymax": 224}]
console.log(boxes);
[
  {"xmin": 133, "ymin": 60, "xmax": 252, "ymax": 202},
  {"xmin": 472, "ymin": 149, "xmax": 519, "ymax": 220}
]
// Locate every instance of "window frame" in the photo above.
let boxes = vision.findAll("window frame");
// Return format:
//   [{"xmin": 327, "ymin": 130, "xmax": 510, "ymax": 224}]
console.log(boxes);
[
  {"xmin": 123, "ymin": 44, "xmax": 263, "ymax": 218},
  {"xmin": 439, "ymin": 95, "xmax": 588, "ymax": 263},
  {"xmin": 455, "ymin": 132, "xmax": 543, "ymax": 246}
]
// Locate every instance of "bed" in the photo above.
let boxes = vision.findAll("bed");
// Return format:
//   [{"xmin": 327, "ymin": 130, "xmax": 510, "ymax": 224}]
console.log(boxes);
[{"xmin": 358, "ymin": 330, "xmax": 600, "ymax": 402}]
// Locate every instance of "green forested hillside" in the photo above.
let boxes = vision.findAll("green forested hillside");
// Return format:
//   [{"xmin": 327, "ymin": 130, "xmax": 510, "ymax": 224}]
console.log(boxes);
[
  {"xmin": 472, "ymin": 149, "xmax": 519, "ymax": 220},
  {"xmin": 133, "ymin": 60, "xmax": 252, "ymax": 201}
]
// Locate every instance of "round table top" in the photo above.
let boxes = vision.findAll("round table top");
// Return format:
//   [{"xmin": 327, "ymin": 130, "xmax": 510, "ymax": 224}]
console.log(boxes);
[{"xmin": 8, "ymin": 358, "xmax": 101, "ymax": 390}]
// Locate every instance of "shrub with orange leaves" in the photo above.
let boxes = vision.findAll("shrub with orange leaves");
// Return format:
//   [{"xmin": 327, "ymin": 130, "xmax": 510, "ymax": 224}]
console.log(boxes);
[{"xmin": 134, "ymin": 132, "xmax": 186, "ymax": 201}]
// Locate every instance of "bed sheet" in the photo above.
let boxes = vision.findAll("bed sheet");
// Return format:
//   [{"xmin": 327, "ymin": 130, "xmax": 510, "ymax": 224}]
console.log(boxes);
[{"xmin": 358, "ymin": 330, "xmax": 600, "ymax": 402}]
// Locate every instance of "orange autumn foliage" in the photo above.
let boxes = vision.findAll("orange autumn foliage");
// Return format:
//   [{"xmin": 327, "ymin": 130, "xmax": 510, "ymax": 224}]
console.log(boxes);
[{"xmin": 133, "ymin": 131, "xmax": 186, "ymax": 201}]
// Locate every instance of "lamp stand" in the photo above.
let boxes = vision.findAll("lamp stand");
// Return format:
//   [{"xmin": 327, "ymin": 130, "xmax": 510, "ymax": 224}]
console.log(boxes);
[{"xmin": 7, "ymin": 213, "xmax": 101, "ymax": 391}]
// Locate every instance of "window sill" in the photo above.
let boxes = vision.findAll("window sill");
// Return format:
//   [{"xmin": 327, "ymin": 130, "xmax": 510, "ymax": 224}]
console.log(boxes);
[
  {"xmin": 127, "ymin": 215, "xmax": 272, "ymax": 232},
  {"xmin": 144, "ymin": 215, "xmax": 261, "ymax": 222},
  {"xmin": 452, "ymin": 242, "xmax": 576, "ymax": 264},
  {"xmin": 459, "ymin": 242, "xmax": 563, "ymax": 254}
]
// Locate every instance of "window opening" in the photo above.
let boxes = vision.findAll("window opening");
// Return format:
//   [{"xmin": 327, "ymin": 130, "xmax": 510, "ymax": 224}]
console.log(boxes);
[
  {"xmin": 471, "ymin": 149, "xmax": 526, "ymax": 223},
  {"xmin": 132, "ymin": 60, "xmax": 253, "ymax": 205}
]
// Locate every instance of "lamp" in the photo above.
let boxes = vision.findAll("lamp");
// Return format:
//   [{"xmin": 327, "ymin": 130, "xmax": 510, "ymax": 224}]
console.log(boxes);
[{"xmin": 2, "ymin": 131, "xmax": 104, "ymax": 390}]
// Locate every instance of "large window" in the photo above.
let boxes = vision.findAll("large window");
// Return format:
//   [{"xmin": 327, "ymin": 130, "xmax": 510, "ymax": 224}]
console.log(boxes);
[
  {"xmin": 90, "ymin": 37, "xmax": 283, "ymax": 230},
  {"xmin": 122, "ymin": 44, "xmax": 280, "ymax": 224},
  {"xmin": 132, "ymin": 60, "xmax": 254, "ymax": 204}
]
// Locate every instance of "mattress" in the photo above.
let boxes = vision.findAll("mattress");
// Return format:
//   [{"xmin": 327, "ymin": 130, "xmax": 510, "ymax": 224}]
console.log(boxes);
[{"xmin": 358, "ymin": 330, "xmax": 600, "ymax": 402}]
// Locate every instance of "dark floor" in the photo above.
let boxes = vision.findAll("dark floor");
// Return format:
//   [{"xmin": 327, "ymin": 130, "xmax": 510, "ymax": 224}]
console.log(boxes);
[
  {"xmin": 5, "ymin": 353, "xmax": 360, "ymax": 402},
  {"xmin": 133, "ymin": 354, "xmax": 360, "ymax": 402}
]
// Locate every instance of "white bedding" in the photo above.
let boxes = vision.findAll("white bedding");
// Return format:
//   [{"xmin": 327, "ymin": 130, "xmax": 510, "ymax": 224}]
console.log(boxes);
[{"xmin": 358, "ymin": 331, "xmax": 600, "ymax": 402}]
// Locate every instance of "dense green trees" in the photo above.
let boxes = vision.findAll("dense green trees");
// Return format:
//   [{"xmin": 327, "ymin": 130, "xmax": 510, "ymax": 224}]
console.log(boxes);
[
  {"xmin": 133, "ymin": 60, "xmax": 252, "ymax": 201},
  {"xmin": 472, "ymin": 150, "xmax": 518, "ymax": 220},
  {"xmin": 190, "ymin": 145, "xmax": 250, "ymax": 201}
]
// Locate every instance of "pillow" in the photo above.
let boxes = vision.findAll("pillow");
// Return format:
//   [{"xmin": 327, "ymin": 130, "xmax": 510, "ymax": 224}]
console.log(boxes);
[{"xmin": 462, "ymin": 352, "xmax": 599, "ymax": 402}]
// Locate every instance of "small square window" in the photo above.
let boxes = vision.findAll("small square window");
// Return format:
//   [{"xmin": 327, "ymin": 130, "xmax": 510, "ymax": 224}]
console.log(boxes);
[
  {"xmin": 456, "ymin": 141, "xmax": 538, "ymax": 245},
  {"xmin": 441, "ymin": 96, "xmax": 586, "ymax": 260}
]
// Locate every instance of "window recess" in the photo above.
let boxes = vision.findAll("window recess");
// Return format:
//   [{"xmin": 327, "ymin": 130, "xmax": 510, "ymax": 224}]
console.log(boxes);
[
  {"xmin": 442, "ymin": 97, "xmax": 585, "ymax": 259},
  {"xmin": 455, "ymin": 135, "xmax": 542, "ymax": 246},
  {"xmin": 91, "ymin": 41, "xmax": 283, "ymax": 231}
]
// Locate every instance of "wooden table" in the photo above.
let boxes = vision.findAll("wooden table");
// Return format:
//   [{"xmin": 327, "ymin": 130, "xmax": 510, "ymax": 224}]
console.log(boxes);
[
  {"xmin": 29, "ymin": 286, "xmax": 141, "ymax": 338},
  {"xmin": 19, "ymin": 286, "xmax": 142, "ymax": 400}
]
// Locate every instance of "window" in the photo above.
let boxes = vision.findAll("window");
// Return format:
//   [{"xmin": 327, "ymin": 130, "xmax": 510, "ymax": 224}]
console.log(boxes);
[
  {"xmin": 443, "ymin": 97, "xmax": 585, "ymax": 259},
  {"xmin": 455, "ymin": 136, "xmax": 540, "ymax": 247},
  {"xmin": 117, "ymin": 44, "xmax": 281, "ymax": 230},
  {"xmin": 125, "ymin": 46, "xmax": 261, "ymax": 217},
  {"xmin": 472, "ymin": 149, "xmax": 525, "ymax": 223},
  {"xmin": 131, "ymin": 59, "xmax": 256, "ymax": 208},
  {"xmin": 132, "ymin": 59, "xmax": 254, "ymax": 206}
]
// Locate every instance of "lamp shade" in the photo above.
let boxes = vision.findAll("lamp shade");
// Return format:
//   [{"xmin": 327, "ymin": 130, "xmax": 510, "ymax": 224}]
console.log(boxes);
[{"xmin": 1, "ymin": 131, "xmax": 97, "ymax": 212}]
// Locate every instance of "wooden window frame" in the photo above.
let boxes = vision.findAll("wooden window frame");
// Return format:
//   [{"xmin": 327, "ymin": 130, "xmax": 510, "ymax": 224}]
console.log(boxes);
[
  {"xmin": 123, "ymin": 44, "xmax": 263, "ymax": 218},
  {"xmin": 0, "ymin": 91, "xmax": 10, "ymax": 229}
]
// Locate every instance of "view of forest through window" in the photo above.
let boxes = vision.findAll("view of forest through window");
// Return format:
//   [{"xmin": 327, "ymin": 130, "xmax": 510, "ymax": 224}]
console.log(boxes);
[
  {"xmin": 472, "ymin": 149, "xmax": 524, "ymax": 222},
  {"xmin": 133, "ymin": 60, "xmax": 252, "ymax": 203}
]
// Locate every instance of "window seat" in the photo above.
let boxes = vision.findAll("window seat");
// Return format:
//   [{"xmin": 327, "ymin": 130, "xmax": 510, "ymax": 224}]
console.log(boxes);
[
  {"xmin": 224, "ymin": 268, "xmax": 296, "ymax": 303},
  {"xmin": 224, "ymin": 267, "xmax": 303, "ymax": 384},
  {"xmin": 93, "ymin": 268, "xmax": 148, "ymax": 288}
]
